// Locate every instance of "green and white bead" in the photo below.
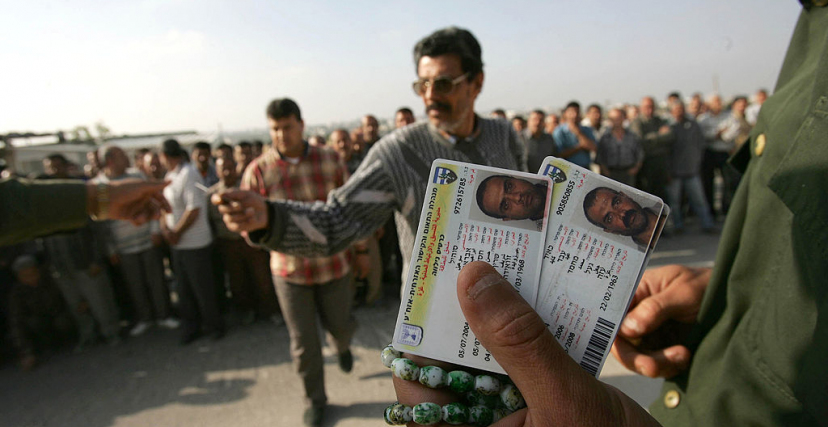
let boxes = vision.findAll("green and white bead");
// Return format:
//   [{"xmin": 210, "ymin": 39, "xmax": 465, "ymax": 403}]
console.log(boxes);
[
  {"xmin": 412, "ymin": 402, "xmax": 442, "ymax": 425},
  {"xmin": 381, "ymin": 345, "xmax": 401, "ymax": 368},
  {"xmin": 384, "ymin": 402, "xmax": 412, "ymax": 425},
  {"xmin": 391, "ymin": 358, "xmax": 420, "ymax": 381},
  {"xmin": 447, "ymin": 370, "xmax": 475, "ymax": 394},
  {"xmin": 468, "ymin": 405, "xmax": 494, "ymax": 426},
  {"xmin": 440, "ymin": 402, "xmax": 470, "ymax": 425},
  {"xmin": 418, "ymin": 365, "xmax": 448, "ymax": 388},
  {"xmin": 464, "ymin": 391, "xmax": 500, "ymax": 408},
  {"xmin": 499, "ymin": 383, "xmax": 526, "ymax": 412},
  {"xmin": 474, "ymin": 375, "xmax": 502, "ymax": 396}
]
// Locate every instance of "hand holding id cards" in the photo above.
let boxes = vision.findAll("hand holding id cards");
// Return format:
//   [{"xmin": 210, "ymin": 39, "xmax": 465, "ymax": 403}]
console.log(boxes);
[{"xmin": 392, "ymin": 157, "xmax": 668, "ymax": 376}]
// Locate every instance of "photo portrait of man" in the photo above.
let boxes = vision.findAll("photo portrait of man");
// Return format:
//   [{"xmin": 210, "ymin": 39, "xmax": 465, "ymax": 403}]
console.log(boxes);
[
  {"xmin": 475, "ymin": 175, "xmax": 548, "ymax": 226},
  {"xmin": 582, "ymin": 187, "xmax": 662, "ymax": 247}
]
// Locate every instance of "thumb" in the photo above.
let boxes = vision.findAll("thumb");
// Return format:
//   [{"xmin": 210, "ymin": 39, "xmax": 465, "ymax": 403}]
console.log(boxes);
[{"xmin": 457, "ymin": 262, "xmax": 591, "ymax": 408}]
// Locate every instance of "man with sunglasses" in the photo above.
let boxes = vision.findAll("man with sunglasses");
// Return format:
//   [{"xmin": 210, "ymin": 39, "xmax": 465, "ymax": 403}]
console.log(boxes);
[{"xmin": 214, "ymin": 26, "xmax": 525, "ymax": 290}]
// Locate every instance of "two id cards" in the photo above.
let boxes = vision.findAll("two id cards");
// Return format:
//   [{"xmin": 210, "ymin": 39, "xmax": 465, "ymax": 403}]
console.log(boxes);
[{"xmin": 392, "ymin": 158, "xmax": 668, "ymax": 376}]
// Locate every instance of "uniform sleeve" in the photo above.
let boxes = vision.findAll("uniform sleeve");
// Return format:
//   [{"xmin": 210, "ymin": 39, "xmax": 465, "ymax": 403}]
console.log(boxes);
[
  {"xmin": 250, "ymin": 146, "xmax": 398, "ymax": 257},
  {"xmin": 0, "ymin": 178, "xmax": 89, "ymax": 246}
]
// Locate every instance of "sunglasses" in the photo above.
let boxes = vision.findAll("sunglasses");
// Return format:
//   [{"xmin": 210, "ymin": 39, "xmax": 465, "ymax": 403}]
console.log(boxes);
[{"xmin": 412, "ymin": 73, "xmax": 470, "ymax": 96}]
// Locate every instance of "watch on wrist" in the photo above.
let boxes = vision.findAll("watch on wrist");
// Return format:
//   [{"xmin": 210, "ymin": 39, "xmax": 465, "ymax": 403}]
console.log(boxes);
[{"xmin": 91, "ymin": 183, "xmax": 110, "ymax": 220}]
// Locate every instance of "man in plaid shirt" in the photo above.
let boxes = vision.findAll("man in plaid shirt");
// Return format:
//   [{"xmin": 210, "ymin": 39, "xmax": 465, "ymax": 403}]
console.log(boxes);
[{"xmin": 241, "ymin": 98, "xmax": 363, "ymax": 427}]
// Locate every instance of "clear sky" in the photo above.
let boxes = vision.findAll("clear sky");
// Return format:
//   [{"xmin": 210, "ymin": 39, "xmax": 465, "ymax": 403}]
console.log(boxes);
[{"xmin": 1, "ymin": 0, "xmax": 801, "ymax": 135}]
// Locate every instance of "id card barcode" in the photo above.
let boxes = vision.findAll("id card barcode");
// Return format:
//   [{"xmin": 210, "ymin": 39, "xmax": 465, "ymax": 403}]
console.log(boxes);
[{"xmin": 580, "ymin": 317, "xmax": 616, "ymax": 377}]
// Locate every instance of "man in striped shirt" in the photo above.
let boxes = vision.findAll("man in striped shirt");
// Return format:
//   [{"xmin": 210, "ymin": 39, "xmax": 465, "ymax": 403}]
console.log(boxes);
[
  {"xmin": 214, "ymin": 27, "xmax": 526, "ymax": 287},
  {"xmin": 215, "ymin": 28, "xmax": 524, "ymax": 425}
]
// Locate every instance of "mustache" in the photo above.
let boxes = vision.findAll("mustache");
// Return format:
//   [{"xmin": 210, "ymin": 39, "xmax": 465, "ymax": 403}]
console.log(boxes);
[
  {"xmin": 623, "ymin": 209, "xmax": 636, "ymax": 228},
  {"xmin": 426, "ymin": 102, "xmax": 452, "ymax": 113}
]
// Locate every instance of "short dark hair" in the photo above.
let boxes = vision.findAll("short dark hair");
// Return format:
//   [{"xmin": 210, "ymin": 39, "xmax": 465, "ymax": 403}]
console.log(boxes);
[
  {"xmin": 565, "ymin": 101, "xmax": 581, "ymax": 111},
  {"xmin": 531, "ymin": 109, "xmax": 546, "ymax": 116},
  {"xmin": 253, "ymin": 140, "xmax": 264, "ymax": 148},
  {"xmin": 193, "ymin": 141, "xmax": 211, "ymax": 151},
  {"xmin": 396, "ymin": 107, "xmax": 414, "ymax": 116},
  {"xmin": 134, "ymin": 148, "xmax": 150, "ymax": 161},
  {"xmin": 492, "ymin": 108, "xmax": 506, "ymax": 116},
  {"xmin": 237, "ymin": 141, "xmax": 252, "ymax": 149},
  {"xmin": 414, "ymin": 27, "xmax": 483, "ymax": 80},
  {"xmin": 217, "ymin": 143, "xmax": 231, "ymax": 151},
  {"xmin": 587, "ymin": 104, "xmax": 602, "ymax": 114},
  {"xmin": 511, "ymin": 115, "xmax": 525, "ymax": 123},
  {"xmin": 732, "ymin": 95, "xmax": 748, "ymax": 105},
  {"xmin": 45, "ymin": 153, "xmax": 68, "ymax": 164},
  {"xmin": 476, "ymin": 175, "xmax": 505, "ymax": 219},
  {"xmin": 667, "ymin": 91, "xmax": 681, "ymax": 100},
  {"xmin": 161, "ymin": 139, "xmax": 186, "ymax": 159},
  {"xmin": 266, "ymin": 98, "xmax": 302, "ymax": 122},
  {"xmin": 583, "ymin": 187, "xmax": 616, "ymax": 228}
]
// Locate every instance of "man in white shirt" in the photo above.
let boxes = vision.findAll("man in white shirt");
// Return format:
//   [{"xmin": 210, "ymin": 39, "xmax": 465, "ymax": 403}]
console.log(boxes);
[
  {"xmin": 745, "ymin": 88, "xmax": 767, "ymax": 125},
  {"xmin": 159, "ymin": 139, "xmax": 223, "ymax": 344}
]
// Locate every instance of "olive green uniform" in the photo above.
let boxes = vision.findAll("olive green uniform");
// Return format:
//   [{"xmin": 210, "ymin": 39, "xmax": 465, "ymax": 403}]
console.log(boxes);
[
  {"xmin": 0, "ymin": 178, "xmax": 88, "ymax": 246},
  {"xmin": 652, "ymin": 3, "xmax": 828, "ymax": 425}
]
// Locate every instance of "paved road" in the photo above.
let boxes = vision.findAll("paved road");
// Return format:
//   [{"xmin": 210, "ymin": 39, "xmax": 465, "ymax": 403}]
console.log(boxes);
[{"xmin": 0, "ymin": 226, "xmax": 721, "ymax": 427}]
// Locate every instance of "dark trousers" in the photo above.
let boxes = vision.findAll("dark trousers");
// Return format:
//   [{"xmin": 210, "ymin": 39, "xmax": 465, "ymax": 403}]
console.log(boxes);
[
  {"xmin": 701, "ymin": 149, "xmax": 733, "ymax": 216},
  {"xmin": 119, "ymin": 246, "xmax": 170, "ymax": 322},
  {"xmin": 218, "ymin": 238, "xmax": 278, "ymax": 316},
  {"xmin": 172, "ymin": 245, "xmax": 222, "ymax": 336},
  {"xmin": 14, "ymin": 313, "xmax": 75, "ymax": 357},
  {"xmin": 636, "ymin": 155, "xmax": 670, "ymax": 202},
  {"xmin": 273, "ymin": 273, "xmax": 356, "ymax": 407}
]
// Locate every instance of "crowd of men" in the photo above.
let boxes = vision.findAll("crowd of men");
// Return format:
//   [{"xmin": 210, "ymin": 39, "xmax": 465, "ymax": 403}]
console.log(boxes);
[
  {"xmin": 0, "ymin": 13, "xmax": 822, "ymax": 426},
  {"xmin": 505, "ymin": 89, "xmax": 762, "ymax": 232},
  {"xmin": 0, "ymin": 88, "xmax": 763, "ymax": 411}
]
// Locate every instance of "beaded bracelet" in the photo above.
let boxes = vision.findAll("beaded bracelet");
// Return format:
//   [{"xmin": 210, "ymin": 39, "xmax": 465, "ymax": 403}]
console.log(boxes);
[{"xmin": 381, "ymin": 344, "xmax": 526, "ymax": 426}]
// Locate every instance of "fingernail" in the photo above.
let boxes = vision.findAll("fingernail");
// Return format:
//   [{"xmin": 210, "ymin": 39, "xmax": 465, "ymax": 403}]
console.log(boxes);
[
  {"xmin": 467, "ymin": 273, "xmax": 503, "ymax": 301},
  {"xmin": 622, "ymin": 318, "xmax": 641, "ymax": 335},
  {"xmin": 667, "ymin": 349, "xmax": 688, "ymax": 366}
]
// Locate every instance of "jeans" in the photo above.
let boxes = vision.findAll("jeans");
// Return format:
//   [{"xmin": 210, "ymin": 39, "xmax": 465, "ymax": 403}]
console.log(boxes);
[{"xmin": 666, "ymin": 175, "xmax": 714, "ymax": 230}]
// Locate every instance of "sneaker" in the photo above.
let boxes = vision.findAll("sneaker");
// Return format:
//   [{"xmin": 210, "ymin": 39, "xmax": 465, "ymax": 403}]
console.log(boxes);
[
  {"xmin": 303, "ymin": 404, "xmax": 325, "ymax": 427},
  {"xmin": 338, "ymin": 349, "xmax": 353, "ymax": 373},
  {"xmin": 130, "ymin": 321, "xmax": 151, "ymax": 337},
  {"xmin": 157, "ymin": 318, "xmax": 180, "ymax": 329}
]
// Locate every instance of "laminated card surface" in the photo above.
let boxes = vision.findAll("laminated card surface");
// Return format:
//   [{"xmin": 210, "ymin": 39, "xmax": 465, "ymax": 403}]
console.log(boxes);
[
  {"xmin": 392, "ymin": 160, "xmax": 552, "ymax": 374},
  {"xmin": 536, "ymin": 157, "xmax": 669, "ymax": 377}
]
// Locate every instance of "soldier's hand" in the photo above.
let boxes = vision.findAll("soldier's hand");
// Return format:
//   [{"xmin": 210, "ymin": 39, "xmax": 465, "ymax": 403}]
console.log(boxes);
[
  {"xmin": 394, "ymin": 262, "xmax": 660, "ymax": 426},
  {"xmin": 99, "ymin": 180, "xmax": 171, "ymax": 225},
  {"xmin": 611, "ymin": 264, "xmax": 710, "ymax": 379},
  {"xmin": 211, "ymin": 190, "xmax": 269, "ymax": 233}
]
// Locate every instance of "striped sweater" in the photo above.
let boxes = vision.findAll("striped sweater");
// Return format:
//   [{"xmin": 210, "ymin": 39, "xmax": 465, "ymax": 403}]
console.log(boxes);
[{"xmin": 251, "ymin": 117, "xmax": 526, "ymax": 280}]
